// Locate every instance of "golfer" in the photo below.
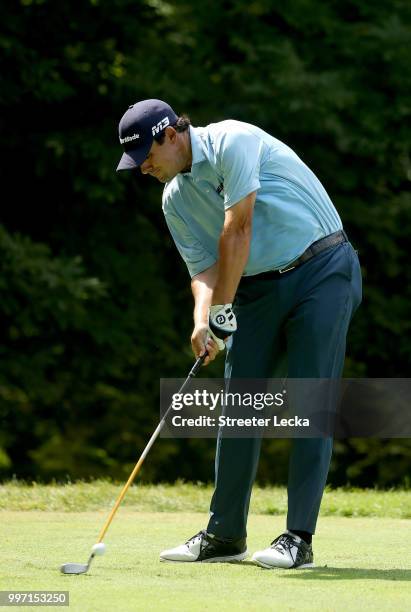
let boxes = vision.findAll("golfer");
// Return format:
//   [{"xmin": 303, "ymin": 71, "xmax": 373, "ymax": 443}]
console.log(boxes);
[{"xmin": 116, "ymin": 99, "xmax": 362, "ymax": 568}]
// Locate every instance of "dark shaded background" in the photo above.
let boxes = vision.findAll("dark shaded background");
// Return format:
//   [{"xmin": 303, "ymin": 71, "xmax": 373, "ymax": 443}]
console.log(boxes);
[{"xmin": 1, "ymin": 0, "xmax": 410, "ymax": 487}]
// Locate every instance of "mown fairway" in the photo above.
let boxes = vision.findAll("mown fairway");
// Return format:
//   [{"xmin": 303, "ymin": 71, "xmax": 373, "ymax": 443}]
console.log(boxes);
[{"xmin": 0, "ymin": 484, "xmax": 410, "ymax": 611}]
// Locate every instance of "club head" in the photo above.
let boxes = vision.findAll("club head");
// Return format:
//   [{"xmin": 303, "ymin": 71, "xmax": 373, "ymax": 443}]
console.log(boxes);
[
  {"xmin": 60, "ymin": 553, "xmax": 94, "ymax": 575},
  {"xmin": 60, "ymin": 563, "xmax": 89, "ymax": 574}
]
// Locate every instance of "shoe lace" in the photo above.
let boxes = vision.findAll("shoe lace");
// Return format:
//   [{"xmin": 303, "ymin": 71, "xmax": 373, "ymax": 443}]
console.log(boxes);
[
  {"xmin": 270, "ymin": 533, "xmax": 296, "ymax": 557},
  {"xmin": 185, "ymin": 530, "xmax": 207, "ymax": 549}
]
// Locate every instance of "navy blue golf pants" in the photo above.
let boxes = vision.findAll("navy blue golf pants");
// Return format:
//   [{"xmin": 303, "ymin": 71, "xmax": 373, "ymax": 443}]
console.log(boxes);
[{"xmin": 207, "ymin": 241, "xmax": 362, "ymax": 538}]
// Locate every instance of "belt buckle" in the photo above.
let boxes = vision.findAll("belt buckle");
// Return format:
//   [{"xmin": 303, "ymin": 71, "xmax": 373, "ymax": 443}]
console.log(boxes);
[{"xmin": 278, "ymin": 265, "xmax": 296, "ymax": 274}]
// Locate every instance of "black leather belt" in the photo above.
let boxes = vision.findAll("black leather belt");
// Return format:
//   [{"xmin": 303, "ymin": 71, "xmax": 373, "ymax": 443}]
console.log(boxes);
[{"xmin": 249, "ymin": 230, "xmax": 348, "ymax": 280}]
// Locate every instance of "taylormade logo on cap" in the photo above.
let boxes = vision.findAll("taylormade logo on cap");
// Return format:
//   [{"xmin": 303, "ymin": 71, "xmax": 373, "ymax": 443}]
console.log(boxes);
[{"xmin": 119, "ymin": 133, "xmax": 140, "ymax": 144}]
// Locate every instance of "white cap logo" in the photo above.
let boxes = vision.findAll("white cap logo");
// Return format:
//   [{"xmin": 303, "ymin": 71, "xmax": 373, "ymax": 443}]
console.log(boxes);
[
  {"xmin": 120, "ymin": 133, "xmax": 140, "ymax": 144},
  {"xmin": 152, "ymin": 116, "xmax": 170, "ymax": 135}
]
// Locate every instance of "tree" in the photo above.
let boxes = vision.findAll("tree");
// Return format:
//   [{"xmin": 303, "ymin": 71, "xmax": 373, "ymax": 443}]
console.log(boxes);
[{"xmin": 1, "ymin": 0, "xmax": 410, "ymax": 485}]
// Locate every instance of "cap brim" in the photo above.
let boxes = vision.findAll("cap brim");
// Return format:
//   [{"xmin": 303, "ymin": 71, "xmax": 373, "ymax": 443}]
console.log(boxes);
[{"xmin": 116, "ymin": 140, "xmax": 152, "ymax": 172}]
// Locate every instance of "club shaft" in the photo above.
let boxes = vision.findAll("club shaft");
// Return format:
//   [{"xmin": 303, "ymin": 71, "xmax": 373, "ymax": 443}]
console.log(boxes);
[{"xmin": 96, "ymin": 352, "xmax": 207, "ymax": 543}]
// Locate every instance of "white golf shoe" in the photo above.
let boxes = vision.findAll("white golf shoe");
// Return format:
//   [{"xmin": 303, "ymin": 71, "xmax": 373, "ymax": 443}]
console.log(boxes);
[
  {"xmin": 160, "ymin": 529, "xmax": 248, "ymax": 563},
  {"xmin": 252, "ymin": 530, "xmax": 314, "ymax": 569}
]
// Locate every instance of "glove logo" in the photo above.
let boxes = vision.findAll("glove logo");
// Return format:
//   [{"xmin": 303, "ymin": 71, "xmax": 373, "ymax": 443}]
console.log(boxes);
[{"xmin": 216, "ymin": 314, "xmax": 226, "ymax": 325}]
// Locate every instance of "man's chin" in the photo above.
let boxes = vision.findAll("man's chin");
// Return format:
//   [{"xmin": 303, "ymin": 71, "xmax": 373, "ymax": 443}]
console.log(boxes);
[{"xmin": 157, "ymin": 173, "xmax": 177, "ymax": 184}]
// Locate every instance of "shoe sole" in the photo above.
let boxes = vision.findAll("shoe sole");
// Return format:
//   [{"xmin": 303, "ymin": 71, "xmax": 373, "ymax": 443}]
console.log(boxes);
[
  {"xmin": 252, "ymin": 559, "xmax": 315, "ymax": 570},
  {"xmin": 160, "ymin": 551, "xmax": 248, "ymax": 563}
]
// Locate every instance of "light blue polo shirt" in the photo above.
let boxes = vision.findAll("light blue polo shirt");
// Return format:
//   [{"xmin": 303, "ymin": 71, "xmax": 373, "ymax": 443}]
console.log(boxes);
[{"xmin": 162, "ymin": 120, "xmax": 342, "ymax": 278}]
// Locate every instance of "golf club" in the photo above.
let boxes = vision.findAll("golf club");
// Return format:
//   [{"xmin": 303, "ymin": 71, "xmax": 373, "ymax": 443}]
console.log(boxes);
[{"xmin": 60, "ymin": 350, "xmax": 208, "ymax": 575}]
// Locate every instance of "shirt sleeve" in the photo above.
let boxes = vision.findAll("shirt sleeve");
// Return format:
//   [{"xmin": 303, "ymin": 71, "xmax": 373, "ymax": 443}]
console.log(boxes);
[
  {"xmin": 163, "ymin": 208, "xmax": 217, "ymax": 278},
  {"xmin": 215, "ymin": 128, "xmax": 263, "ymax": 209}
]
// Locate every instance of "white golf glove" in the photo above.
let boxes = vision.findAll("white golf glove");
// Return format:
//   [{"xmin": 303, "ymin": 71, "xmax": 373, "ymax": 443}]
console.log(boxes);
[{"xmin": 208, "ymin": 304, "xmax": 237, "ymax": 351}]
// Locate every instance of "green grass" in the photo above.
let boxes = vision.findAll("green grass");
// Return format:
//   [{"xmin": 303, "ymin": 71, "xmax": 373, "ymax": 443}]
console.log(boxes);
[
  {"xmin": 0, "ymin": 511, "xmax": 410, "ymax": 611},
  {"xmin": 1, "ymin": 483, "xmax": 410, "ymax": 610},
  {"xmin": 1, "ymin": 480, "xmax": 410, "ymax": 517}
]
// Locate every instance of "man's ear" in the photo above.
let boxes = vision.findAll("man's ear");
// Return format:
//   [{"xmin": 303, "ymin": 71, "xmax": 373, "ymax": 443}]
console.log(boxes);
[{"xmin": 165, "ymin": 126, "xmax": 177, "ymax": 143}]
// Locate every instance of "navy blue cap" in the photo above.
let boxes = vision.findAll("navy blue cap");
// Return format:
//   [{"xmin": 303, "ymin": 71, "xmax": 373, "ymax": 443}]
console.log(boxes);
[{"xmin": 116, "ymin": 99, "xmax": 178, "ymax": 171}]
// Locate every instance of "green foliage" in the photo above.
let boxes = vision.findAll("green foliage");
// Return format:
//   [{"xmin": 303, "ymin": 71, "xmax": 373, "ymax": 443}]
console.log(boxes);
[
  {"xmin": 1, "ymin": 481, "xmax": 409, "ymax": 518},
  {"xmin": 0, "ymin": 225, "xmax": 103, "ymax": 405},
  {"xmin": 1, "ymin": 0, "xmax": 410, "ymax": 485}
]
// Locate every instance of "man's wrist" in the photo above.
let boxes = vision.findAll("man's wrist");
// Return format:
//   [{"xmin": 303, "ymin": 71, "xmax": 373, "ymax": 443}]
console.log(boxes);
[
  {"xmin": 210, "ymin": 280, "xmax": 233, "ymax": 305},
  {"xmin": 211, "ymin": 292, "xmax": 233, "ymax": 305},
  {"xmin": 193, "ymin": 320, "xmax": 208, "ymax": 330}
]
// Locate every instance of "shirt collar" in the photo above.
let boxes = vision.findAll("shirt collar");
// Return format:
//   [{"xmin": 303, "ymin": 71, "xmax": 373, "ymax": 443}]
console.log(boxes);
[{"xmin": 184, "ymin": 126, "xmax": 206, "ymax": 177}]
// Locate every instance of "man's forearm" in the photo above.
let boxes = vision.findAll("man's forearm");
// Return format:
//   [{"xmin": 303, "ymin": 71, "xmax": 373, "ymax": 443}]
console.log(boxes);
[
  {"xmin": 212, "ymin": 226, "xmax": 251, "ymax": 304},
  {"xmin": 191, "ymin": 263, "xmax": 219, "ymax": 325},
  {"xmin": 211, "ymin": 191, "xmax": 255, "ymax": 305}
]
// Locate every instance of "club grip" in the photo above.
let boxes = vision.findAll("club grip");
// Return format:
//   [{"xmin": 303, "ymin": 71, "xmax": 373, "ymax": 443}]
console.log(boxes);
[{"xmin": 189, "ymin": 350, "xmax": 209, "ymax": 377}]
